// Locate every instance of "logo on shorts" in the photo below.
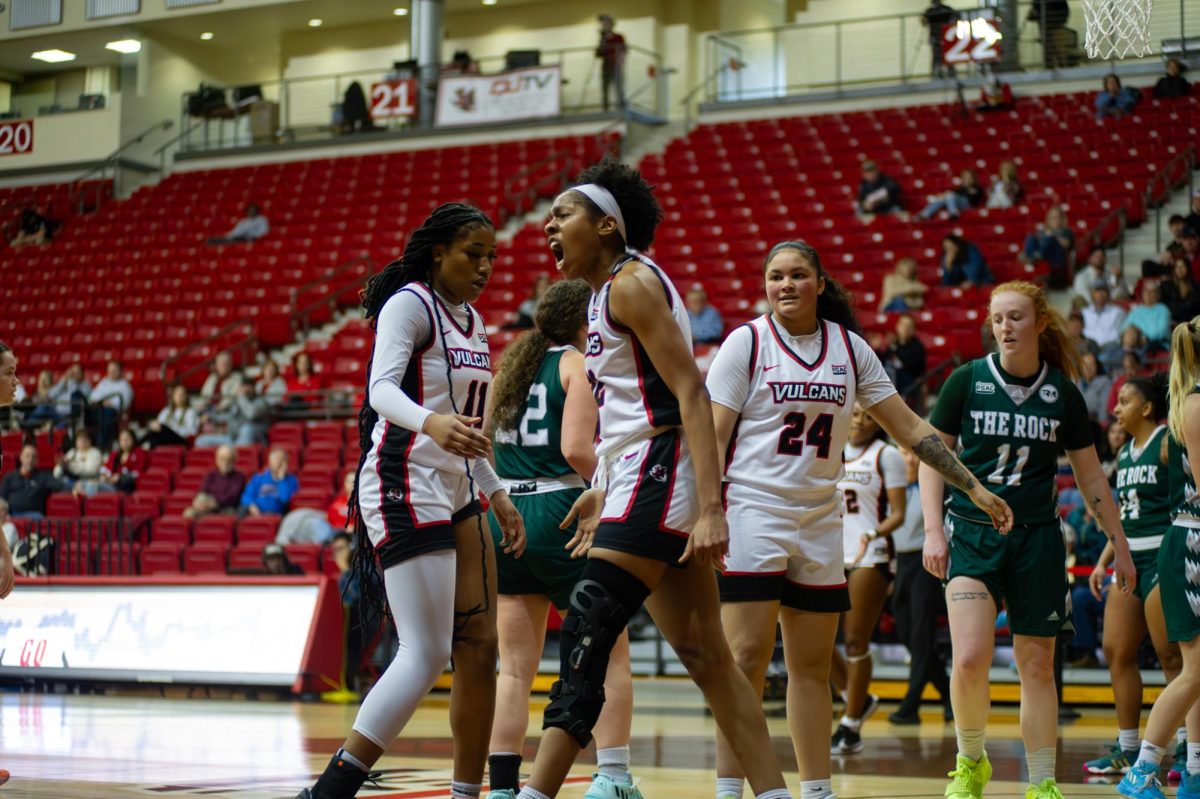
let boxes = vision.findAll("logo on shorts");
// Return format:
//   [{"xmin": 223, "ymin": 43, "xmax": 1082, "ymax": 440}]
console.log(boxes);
[
  {"xmin": 649, "ymin": 464, "xmax": 668, "ymax": 482},
  {"xmin": 832, "ymin": 363, "xmax": 847, "ymax": 375},
  {"xmin": 1046, "ymin": 610, "xmax": 1060, "ymax": 621},
  {"xmin": 975, "ymin": 381, "xmax": 996, "ymax": 395},
  {"xmin": 1039, "ymin": 385, "xmax": 1059, "ymax": 403},
  {"xmin": 386, "ymin": 488, "xmax": 404, "ymax": 502}
]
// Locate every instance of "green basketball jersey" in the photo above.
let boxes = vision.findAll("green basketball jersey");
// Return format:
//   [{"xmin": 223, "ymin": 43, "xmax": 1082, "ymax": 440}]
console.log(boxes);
[
  {"xmin": 493, "ymin": 346, "xmax": 576, "ymax": 481},
  {"xmin": 1170, "ymin": 383, "xmax": 1200, "ymax": 528},
  {"xmin": 1116, "ymin": 425, "xmax": 1170, "ymax": 539},
  {"xmin": 938, "ymin": 355, "xmax": 1084, "ymax": 527}
]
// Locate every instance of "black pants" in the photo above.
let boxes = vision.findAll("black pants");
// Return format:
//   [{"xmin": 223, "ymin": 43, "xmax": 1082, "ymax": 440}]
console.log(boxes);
[
  {"xmin": 930, "ymin": 41, "xmax": 955, "ymax": 79},
  {"xmin": 893, "ymin": 551, "xmax": 951, "ymax": 715}
]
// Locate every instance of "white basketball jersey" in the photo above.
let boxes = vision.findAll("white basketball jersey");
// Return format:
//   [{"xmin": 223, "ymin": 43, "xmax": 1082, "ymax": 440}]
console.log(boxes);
[
  {"xmin": 839, "ymin": 438, "xmax": 900, "ymax": 564},
  {"xmin": 364, "ymin": 282, "xmax": 492, "ymax": 474},
  {"xmin": 586, "ymin": 253, "xmax": 691, "ymax": 458},
  {"xmin": 722, "ymin": 315, "xmax": 860, "ymax": 499}
]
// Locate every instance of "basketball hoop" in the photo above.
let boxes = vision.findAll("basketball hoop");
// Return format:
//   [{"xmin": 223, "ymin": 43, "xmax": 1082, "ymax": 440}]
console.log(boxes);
[{"xmin": 1081, "ymin": 0, "xmax": 1155, "ymax": 60}]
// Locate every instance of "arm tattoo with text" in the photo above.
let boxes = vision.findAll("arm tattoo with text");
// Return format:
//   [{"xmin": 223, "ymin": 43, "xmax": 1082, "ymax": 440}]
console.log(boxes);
[
  {"xmin": 951, "ymin": 591, "xmax": 991, "ymax": 601},
  {"xmin": 913, "ymin": 433, "xmax": 979, "ymax": 492},
  {"xmin": 1085, "ymin": 492, "xmax": 1115, "ymax": 541}
]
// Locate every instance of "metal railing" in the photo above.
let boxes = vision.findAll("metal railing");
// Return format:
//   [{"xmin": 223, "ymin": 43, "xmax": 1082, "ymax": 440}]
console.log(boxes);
[
  {"xmin": 1150, "ymin": 145, "xmax": 1198, "ymax": 250},
  {"xmin": 70, "ymin": 119, "xmax": 173, "ymax": 212},
  {"xmin": 159, "ymin": 319, "xmax": 259, "ymax": 389},
  {"xmin": 501, "ymin": 123, "xmax": 622, "ymax": 220},
  {"xmin": 289, "ymin": 256, "xmax": 375, "ymax": 338}
]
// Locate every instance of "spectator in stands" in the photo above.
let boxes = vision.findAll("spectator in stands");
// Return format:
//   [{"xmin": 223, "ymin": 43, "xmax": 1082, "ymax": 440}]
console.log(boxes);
[
  {"xmin": 685, "ymin": 284, "xmax": 725, "ymax": 343},
  {"xmin": 1095, "ymin": 74, "xmax": 1141, "ymax": 120},
  {"xmin": 856, "ymin": 159, "xmax": 902, "ymax": 217},
  {"xmin": 1186, "ymin": 193, "xmax": 1200, "ymax": 233},
  {"xmin": 1021, "ymin": 206, "xmax": 1074, "ymax": 288},
  {"xmin": 976, "ymin": 73, "xmax": 1015, "ymax": 111},
  {"xmin": 1072, "ymin": 249, "xmax": 1108, "ymax": 308},
  {"xmin": 1028, "ymin": 0, "xmax": 1070, "ymax": 67},
  {"xmin": 0, "ymin": 499, "xmax": 15, "ymax": 551},
  {"xmin": 184, "ymin": 445, "xmax": 247, "ymax": 520},
  {"xmin": 1162, "ymin": 255, "xmax": 1200, "ymax": 323},
  {"xmin": 1105, "ymin": 257, "xmax": 1132, "ymax": 302},
  {"xmin": 596, "ymin": 14, "xmax": 627, "ymax": 111},
  {"xmin": 143, "ymin": 384, "xmax": 200, "ymax": 448},
  {"xmin": 985, "ymin": 160, "xmax": 1024, "ymax": 209},
  {"xmin": 0, "ymin": 445, "xmax": 65, "ymax": 518},
  {"xmin": 278, "ymin": 470, "xmax": 355, "ymax": 545},
  {"xmin": 1099, "ymin": 418, "xmax": 1129, "ymax": 480},
  {"xmin": 228, "ymin": 382, "xmax": 271, "ymax": 445},
  {"xmin": 200, "ymin": 352, "xmax": 243, "ymax": 414},
  {"xmin": 880, "ymin": 313, "xmax": 927, "ymax": 398},
  {"xmin": 879, "ymin": 257, "xmax": 928, "ymax": 312},
  {"xmin": 23, "ymin": 370, "xmax": 59, "ymax": 429},
  {"xmin": 509, "ymin": 275, "xmax": 551, "ymax": 329},
  {"xmin": 49, "ymin": 362, "xmax": 90, "ymax": 422},
  {"xmin": 922, "ymin": 0, "xmax": 959, "ymax": 79},
  {"xmin": 940, "ymin": 234, "xmax": 993, "ymax": 288},
  {"xmin": 240, "ymin": 448, "xmax": 298, "ymax": 517},
  {"xmin": 255, "ymin": 358, "xmax": 288, "ymax": 406},
  {"xmin": 1066, "ymin": 504, "xmax": 1109, "ymax": 667},
  {"xmin": 1183, "ymin": 227, "xmax": 1200, "ymax": 280},
  {"xmin": 1076, "ymin": 352, "xmax": 1113, "ymax": 424},
  {"xmin": 9, "ymin": 205, "xmax": 49, "ymax": 248},
  {"xmin": 285, "ymin": 352, "xmax": 323, "ymax": 405},
  {"xmin": 90, "ymin": 360, "xmax": 133, "ymax": 452},
  {"xmin": 1153, "ymin": 58, "xmax": 1191, "ymax": 99},
  {"xmin": 1067, "ymin": 309, "xmax": 1100, "ymax": 360},
  {"xmin": 261, "ymin": 542, "xmax": 304, "ymax": 575},
  {"xmin": 1083, "ymin": 281, "xmax": 1127, "ymax": 370},
  {"xmin": 53, "ymin": 429, "xmax": 103, "ymax": 495},
  {"xmin": 1104, "ymin": 353, "xmax": 1144, "ymax": 425},
  {"xmin": 918, "ymin": 168, "xmax": 983, "ymax": 220},
  {"xmin": 99, "ymin": 429, "xmax": 147, "ymax": 494},
  {"xmin": 207, "ymin": 202, "xmax": 269, "ymax": 245},
  {"xmin": 1120, "ymin": 281, "xmax": 1171, "ymax": 351}
]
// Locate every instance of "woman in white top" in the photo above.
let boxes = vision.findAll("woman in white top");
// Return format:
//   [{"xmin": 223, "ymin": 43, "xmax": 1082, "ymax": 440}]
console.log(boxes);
[{"xmin": 144, "ymin": 384, "xmax": 200, "ymax": 448}]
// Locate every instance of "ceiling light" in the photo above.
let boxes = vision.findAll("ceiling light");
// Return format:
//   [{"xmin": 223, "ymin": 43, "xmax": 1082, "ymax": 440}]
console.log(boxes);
[
  {"xmin": 482, "ymin": 0, "xmax": 497, "ymax": 4},
  {"xmin": 393, "ymin": 7, "xmax": 408, "ymax": 15},
  {"xmin": 308, "ymin": 18, "xmax": 323, "ymax": 27},
  {"xmin": 105, "ymin": 39, "xmax": 141, "ymax": 54},
  {"xmin": 31, "ymin": 49, "xmax": 76, "ymax": 63},
  {"xmin": 200, "ymin": 32, "xmax": 214, "ymax": 40}
]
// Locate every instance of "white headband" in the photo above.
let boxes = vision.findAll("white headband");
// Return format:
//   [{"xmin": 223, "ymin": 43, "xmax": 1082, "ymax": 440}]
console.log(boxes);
[{"xmin": 572, "ymin": 183, "xmax": 627, "ymax": 244}]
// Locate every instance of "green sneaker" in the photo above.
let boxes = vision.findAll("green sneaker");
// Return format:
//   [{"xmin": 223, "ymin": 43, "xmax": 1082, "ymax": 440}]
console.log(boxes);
[
  {"xmin": 945, "ymin": 751, "xmax": 992, "ymax": 799},
  {"xmin": 1085, "ymin": 743, "xmax": 1136, "ymax": 775},
  {"xmin": 1025, "ymin": 778, "xmax": 1065, "ymax": 799}
]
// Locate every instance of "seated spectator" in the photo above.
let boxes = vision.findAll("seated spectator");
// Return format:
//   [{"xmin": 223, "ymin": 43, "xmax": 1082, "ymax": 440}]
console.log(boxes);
[
  {"xmin": 507, "ymin": 275, "xmax": 550, "ymax": 329},
  {"xmin": 880, "ymin": 314, "xmax": 927, "ymax": 399},
  {"xmin": 1105, "ymin": 353, "xmax": 1145, "ymax": 423},
  {"xmin": 1142, "ymin": 215, "xmax": 1188, "ymax": 279},
  {"xmin": 1153, "ymin": 58, "xmax": 1191, "ymax": 99},
  {"xmin": 23, "ymin": 370, "xmax": 59, "ymax": 429},
  {"xmin": 985, "ymin": 161, "xmax": 1024, "ymax": 209},
  {"xmin": 1071, "ymin": 248, "xmax": 1107, "ymax": 308},
  {"xmin": 240, "ymin": 448, "xmax": 299, "ymax": 517},
  {"xmin": 1184, "ymin": 227, "xmax": 1200, "ymax": 281},
  {"xmin": 1162, "ymin": 256, "xmax": 1200, "ymax": 323},
  {"xmin": 278, "ymin": 471, "xmax": 355, "ymax": 545},
  {"xmin": 285, "ymin": 352, "xmax": 324, "ymax": 405},
  {"xmin": 143, "ymin": 384, "xmax": 200, "ymax": 448},
  {"xmin": 878, "ymin": 257, "xmax": 928, "ymax": 312},
  {"xmin": 49, "ymin": 362, "xmax": 91, "ymax": 422},
  {"xmin": 0, "ymin": 445, "xmax": 66, "ymax": 518},
  {"xmin": 10, "ymin": 206, "xmax": 49, "ymax": 248},
  {"xmin": 1065, "ymin": 504, "xmax": 1110, "ymax": 667},
  {"xmin": 90, "ymin": 360, "xmax": 134, "ymax": 452},
  {"xmin": 1021, "ymin": 206, "xmax": 1074, "ymax": 288},
  {"xmin": 918, "ymin": 168, "xmax": 984, "ymax": 220},
  {"xmin": 940, "ymin": 234, "xmax": 993, "ymax": 288},
  {"xmin": 0, "ymin": 499, "xmax": 15, "ymax": 551},
  {"xmin": 1101, "ymin": 419, "xmax": 1129, "ymax": 478},
  {"xmin": 1095, "ymin": 74, "xmax": 1140, "ymax": 120},
  {"xmin": 196, "ymin": 381, "xmax": 271, "ymax": 447},
  {"xmin": 200, "ymin": 351, "xmax": 244, "ymax": 414},
  {"xmin": 1120, "ymin": 281, "xmax": 1171, "ymax": 350},
  {"xmin": 54, "ymin": 429, "xmax": 104, "ymax": 495},
  {"xmin": 976, "ymin": 74, "xmax": 1015, "ymax": 111},
  {"xmin": 1075, "ymin": 352, "xmax": 1112, "ymax": 424},
  {"xmin": 255, "ymin": 359, "xmax": 288, "ymax": 406},
  {"xmin": 1105, "ymin": 257, "xmax": 1132, "ymax": 302},
  {"xmin": 685, "ymin": 284, "xmax": 724, "ymax": 344},
  {"xmin": 856, "ymin": 160, "xmax": 902, "ymax": 216},
  {"xmin": 1187, "ymin": 192, "xmax": 1200, "ymax": 234},
  {"xmin": 1082, "ymin": 282, "xmax": 1127, "ymax": 370},
  {"xmin": 184, "ymin": 445, "xmax": 247, "ymax": 520},
  {"xmin": 1067, "ymin": 309, "xmax": 1100, "ymax": 360},
  {"xmin": 261, "ymin": 543, "xmax": 303, "ymax": 575},
  {"xmin": 99, "ymin": 429, "xmax": 148, "ymax": 494},
  {"xmin": 207, "ymin": 202, "xmax": 269, "ymax": 245}
]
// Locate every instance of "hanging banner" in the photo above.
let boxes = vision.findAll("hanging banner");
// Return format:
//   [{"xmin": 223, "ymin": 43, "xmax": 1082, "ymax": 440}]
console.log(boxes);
[
  {"xmin": 436, "ymin": 65, "xmax": 561, "ymax": 127},
  {"xmin": 370, "ymin": 79, "xmax": 418, "ymax": 120}
]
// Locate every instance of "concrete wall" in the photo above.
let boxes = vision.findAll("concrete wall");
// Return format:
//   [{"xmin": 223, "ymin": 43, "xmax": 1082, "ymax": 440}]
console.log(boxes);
[{"xmin": 0, "ymin": 95, "xmax": 121, "ymax": 171}]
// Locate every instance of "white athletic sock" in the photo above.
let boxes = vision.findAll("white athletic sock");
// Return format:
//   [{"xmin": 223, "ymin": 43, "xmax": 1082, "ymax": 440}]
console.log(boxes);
[
  {"xmin": 716, "ymin": 777, "xmax": 745, "ymax": 798},
  {"xmin": 597, "ymin": 746, "xmax": 631, "ymax": 782},
  {"xmin": 799, "ymin": 778, "xmax": 834, "ymax": 798},
  {"xmin": 336, "ymin": 747, "xmax": 369, "ymax": 773},
  {"xmin": 839, "ymin": 714, "xmax": 862, "ymax": 733},
  {"xmin": 1180, "ymin": 727, "xmax": 1190, "ymax": 744},
  {"xmin": 956, "ymin": 727, "xmax": 985, "ymax": 762},
  {"xmin": 1188, "ymin": 743, "xmax": 1200, "ymax": 774},
  {"xmin": 754, "ymin": 790, "xmax": 792, "ymax": 799},
  {"xmin": 451, "ymin": 781, "xmax": 481, "ymax": 799},
  {"xmin": 1025, "ymin": 747, "xmax": 1056, "ymax": 786},
  {"xmin": 516, "ymin": 788, "xmax": 552, "ymax": 799},
  {"xmin": 1138, "ymin": 741, "xmax": 1166, "ymax": 768},
  {"xmin": 1118, "ymin": 728, "xmax": 1140, "ymax": 753}
]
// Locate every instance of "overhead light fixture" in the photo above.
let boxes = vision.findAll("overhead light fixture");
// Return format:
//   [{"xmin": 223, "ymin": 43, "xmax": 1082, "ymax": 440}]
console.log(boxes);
[
  {"xmin": 482, "ymin": 0, "xmax": 497, "ymax": 4},
  {"xmin": 393, "ymin": 7, "xmax": 408, "ymax": 15},
  {"xmin": 31, "ymin": 49, "xmax": 76, "ymax": 63},
  {"xmin": 308, "ymin": 18, "xmax": 322, "ymax": 27},
  {"xmin": 105, "ymin": 39, "xmax": 141, "ymax": 54},
  {"xmin": 200, "ymin": 31, "xmax": 214, "ymax": 40}
]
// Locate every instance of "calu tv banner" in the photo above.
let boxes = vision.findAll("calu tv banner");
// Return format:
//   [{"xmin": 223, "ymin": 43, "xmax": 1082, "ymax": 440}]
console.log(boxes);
[{"xmin": 436, "ymin": 65, "xmax": 562, "ymax": 127}]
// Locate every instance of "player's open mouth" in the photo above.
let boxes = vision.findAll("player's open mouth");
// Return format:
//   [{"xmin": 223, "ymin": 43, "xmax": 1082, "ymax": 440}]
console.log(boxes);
[{"xmin": 549, "ymin": 241, "xmax": 564, "ymax": 261}]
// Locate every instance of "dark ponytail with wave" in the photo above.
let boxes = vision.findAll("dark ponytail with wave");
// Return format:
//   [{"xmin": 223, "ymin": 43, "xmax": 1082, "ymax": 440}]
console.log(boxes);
[
  {"xmin": 764, "ymin": 240, "xmax": 862, "ymax": 336},
  {"xmin": 347, "ymin": 202, "xmax": 493, "ymax": 638}
]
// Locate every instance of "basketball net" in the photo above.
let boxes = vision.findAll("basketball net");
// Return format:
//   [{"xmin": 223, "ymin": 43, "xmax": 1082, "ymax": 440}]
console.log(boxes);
[{"xmin": 1081, "ymin": 0, "xmax": 1155, "ymax": 59}]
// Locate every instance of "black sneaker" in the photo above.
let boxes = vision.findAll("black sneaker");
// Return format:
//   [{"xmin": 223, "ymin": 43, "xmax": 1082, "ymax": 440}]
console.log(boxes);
[
  {"xmin": 859, "ymin": 693, "xmax": 881, "ymax": 723},
  {"xmin": 831, "ymin": 723, "xmax": 864, "ymax": 755},
  {"xmin": 297, "ymin": 754, "xmax": 374, "ymax": 799},
  {"xmin": 888, "ymin": 710, "xmax": 921, "ymax": 725}
]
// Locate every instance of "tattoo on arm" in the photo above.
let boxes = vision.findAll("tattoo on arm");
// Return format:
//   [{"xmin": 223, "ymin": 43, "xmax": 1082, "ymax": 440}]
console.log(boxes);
[
  {"xmin": 951, "ymin": 591, "xmax": 990, "ymax": 601},
  {"xmin": 913, "ymin": 433, "xmax": 979, "ymax": 492},
  {"xmin": 1086, "ymin": 492, "xmax": 1115, "ymax": 541}
]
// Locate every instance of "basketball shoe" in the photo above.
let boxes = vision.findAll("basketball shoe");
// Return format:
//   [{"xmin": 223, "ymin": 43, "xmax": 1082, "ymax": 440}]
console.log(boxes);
[
  {"xmin": 943, "ymin": 751, "xmax": 991, "ymax": 799},
  {"xmin": 1086, "ymin": 744, "xmax": 1137, "ymax": 775},
  {"xmin": 1024, "ymin": 778, "xmax": 1064, "ymax": 799},
  {"xmin": 1117, "ymin": 760, "xmax": 1166, "ymax": 799},
  {"xmin": 583, "ymin": 773, "xmax": 643, "ymax": 799}
]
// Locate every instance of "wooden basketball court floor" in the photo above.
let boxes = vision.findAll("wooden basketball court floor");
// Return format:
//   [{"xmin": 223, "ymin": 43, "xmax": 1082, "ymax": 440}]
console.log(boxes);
[{"xmin": 0, "ymin": 680, "xmax": 1152, "ymax": 798}]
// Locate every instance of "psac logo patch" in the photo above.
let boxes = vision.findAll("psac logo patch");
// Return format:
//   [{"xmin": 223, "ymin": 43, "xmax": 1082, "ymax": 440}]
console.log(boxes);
[
  {"xmin": 586, "ymin": 332, "xmax": 604, "ymax": 356},
  {"xmin": 832, "ymin": 363, "xmax": 847, "ymax": 376},
  {"xmin": 1039, "ymin": 385, "xmax": 1059, "ymax": 403},
  {"xmin": 975, "ymin": 381, "xmax": 997, "ymax": 395}
]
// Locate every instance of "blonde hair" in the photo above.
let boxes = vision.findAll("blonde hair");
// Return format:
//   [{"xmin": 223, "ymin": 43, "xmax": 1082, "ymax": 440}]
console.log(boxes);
[
  {"xmin": 988, "ymin": 280, "xmax": 1081, "ymax": 380},
  {"xmin": 998, "ymin": 161, "xmax": 1018, "ymax": 181},
  {"xmin": 1168, "ymin": 317, "xmax": 1200, "ymax": 443}
]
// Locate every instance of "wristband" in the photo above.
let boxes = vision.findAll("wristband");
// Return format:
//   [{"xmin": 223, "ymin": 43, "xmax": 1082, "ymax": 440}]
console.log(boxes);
[{"xmin": 865, "ymin": 529, "xmax": 879, "ymax": 541}]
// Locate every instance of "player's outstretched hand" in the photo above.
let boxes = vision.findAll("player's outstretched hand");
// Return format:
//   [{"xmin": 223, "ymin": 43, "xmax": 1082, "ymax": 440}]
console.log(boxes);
[
  {"xmin": 679, "ymin": 507, "xmax": 728, "ymax": 571},
  {"xmin": 850, "ymin": 534, "xmax": 870, "ymax": 569},
  {"xmin": 1111, "ymin": 545, "xmax": 1137, "ymax": 597},
  {"xmin": 966, "ymin": 484, "xmax": 1014, "ymax": 534},
  {"xmin": 490, "ymin": 491, "xmax": 525, "ymax": 558},
  {"xmin": 562, "ymin": 488, "xmax": 604, "ymax": 559},
  {"xmin": 423, "ymin": 413, "xmax": 491, "ymax": 459},
  {"xmin": 922, "ymin": 532, "xmax": 949, "ymax": 580},
  {"xmin": 1088, "ymin": 563, "xmax": 1109, "ymax": 602},
  {"xmin": 0, "ymin": 556, "xmax": 14, "ymax": 600}
]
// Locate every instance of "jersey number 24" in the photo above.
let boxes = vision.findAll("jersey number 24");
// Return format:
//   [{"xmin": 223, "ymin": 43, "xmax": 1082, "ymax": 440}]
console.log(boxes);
[{"xmin": 776, "ymin": 412, "xmax": 834, "ymax": 458}]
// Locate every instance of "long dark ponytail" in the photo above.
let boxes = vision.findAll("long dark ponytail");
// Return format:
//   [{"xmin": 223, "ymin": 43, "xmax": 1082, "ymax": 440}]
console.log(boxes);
[
  {"xmin": 764, "ymin": 240, "xmax": 862, "ymax": 336},
  {"xmin": 347, "ymin": 202, "xmax": 493, "ymax": 638}
]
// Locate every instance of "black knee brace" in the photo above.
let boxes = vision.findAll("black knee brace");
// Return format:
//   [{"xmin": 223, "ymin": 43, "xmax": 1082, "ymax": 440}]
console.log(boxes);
[{"xmin": 542, "ymin": 559, "xmax": 651, "ymax": 746}]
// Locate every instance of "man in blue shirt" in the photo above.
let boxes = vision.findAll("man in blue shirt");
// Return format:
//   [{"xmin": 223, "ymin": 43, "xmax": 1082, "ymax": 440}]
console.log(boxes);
[
  {"xmin": 240, "ymin": 447, "xmax": 298, "ymax": 516},
  {"xmin": 685, "ymin": 284, "xmax": 725, "ymax": 344}
]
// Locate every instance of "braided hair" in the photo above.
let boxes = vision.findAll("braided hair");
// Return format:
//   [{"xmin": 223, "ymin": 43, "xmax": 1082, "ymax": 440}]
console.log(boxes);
[{"xmin": 348, "ymin": 202, "xmax": 493, "ymax": 638}]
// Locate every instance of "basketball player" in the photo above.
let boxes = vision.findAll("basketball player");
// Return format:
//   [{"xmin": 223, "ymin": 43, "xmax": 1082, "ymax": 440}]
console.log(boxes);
[
  {"xmin": 483, "ymin": 278, "xmax": 638, "ymax": 799},
  {"xmin": 297, "ymin": 203, "xmax": 525, "ymax": 799},
  {"xmin": 921, "ymin": 281, "xmax": 1137, "ymax": 799},
  {"xmin": 829, "ymin": 405, "xmax": 907, "ymax": 755},
  {"xmin": 0, "ymin": 341, "xmax": 18, "ymax": 789},
  {"xmin": 511, "ymin": 157, "xmax": 796, "ymax": 799},
  {"xmin": 1083, "ymin": 377, "xmax": 1180, "ymax": 777},
  {"xmin": 1118, "ymin": 318, "xmax": 1200, "ymax": 799},
  {"xmin": 707, "ymin": 240, "xmax": 1012, "ymax": 799}
]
